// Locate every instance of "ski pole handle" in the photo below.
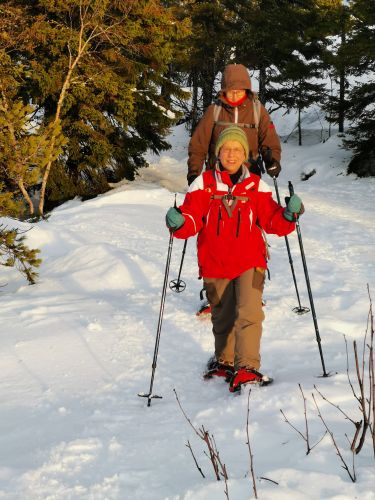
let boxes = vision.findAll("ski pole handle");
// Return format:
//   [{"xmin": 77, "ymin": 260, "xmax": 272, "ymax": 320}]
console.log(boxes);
[{"xmin": 287, "ymin": 181, "xmax": 299, "ymax": 221}]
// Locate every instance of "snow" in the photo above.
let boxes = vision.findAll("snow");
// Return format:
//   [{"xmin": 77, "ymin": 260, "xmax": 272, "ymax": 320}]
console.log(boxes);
[{"xmin": 1, "ymin": 119, "xmax": 375, "ymax": 499}]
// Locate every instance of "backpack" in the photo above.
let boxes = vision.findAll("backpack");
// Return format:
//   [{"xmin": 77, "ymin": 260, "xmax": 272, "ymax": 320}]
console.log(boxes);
[
  {"xmin": 208, "ymin": 93, "xmax": 264, "ymax": 175},
  {"xmin": 212, "ymin": 93, "xmax": 261, "ymax": 130}
]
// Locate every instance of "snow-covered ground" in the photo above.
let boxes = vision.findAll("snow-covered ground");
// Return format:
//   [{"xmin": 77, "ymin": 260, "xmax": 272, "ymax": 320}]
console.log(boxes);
[{"xmin": 0, "ymin": 122, "xmax": 374, "ymax": 499}]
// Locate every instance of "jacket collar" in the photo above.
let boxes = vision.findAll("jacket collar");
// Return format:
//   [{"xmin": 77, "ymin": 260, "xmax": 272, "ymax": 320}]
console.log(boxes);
[{"xmin": 214, "ymin": 164, "xmax": 250, "ymax": 188}]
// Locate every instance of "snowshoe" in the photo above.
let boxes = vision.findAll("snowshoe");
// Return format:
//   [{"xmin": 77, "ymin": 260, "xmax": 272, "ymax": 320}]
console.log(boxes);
[
  {"xmin": 229, "ymin": 368, "xmax": 273, "ymax": 393},
  {"xmin": 196, "ymin": 301, "xmax": 211, "ymax": 317},
  {"xmin": 203, "ymin": 356, "xmax": 234, "ymax": 381}
]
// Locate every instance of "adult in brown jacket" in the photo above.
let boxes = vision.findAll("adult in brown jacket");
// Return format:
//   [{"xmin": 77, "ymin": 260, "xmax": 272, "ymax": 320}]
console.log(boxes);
[{"xmin": 187, "ymin": 64, "xmax": 282, "ymax": 185}]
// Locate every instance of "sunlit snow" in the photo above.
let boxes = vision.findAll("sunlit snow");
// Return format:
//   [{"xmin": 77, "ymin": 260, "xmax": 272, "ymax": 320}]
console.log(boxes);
[{"xmin": 0, "ymin": 116, "xmax": 374, "ymax": 499}]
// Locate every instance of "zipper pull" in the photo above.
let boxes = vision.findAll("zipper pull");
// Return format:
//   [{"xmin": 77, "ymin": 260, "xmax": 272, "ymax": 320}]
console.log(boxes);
[
  {"xmin": 217, "ymin": 206, "xmax": 222, "ymax": 236},
  {"xmin": 236, "ymin": 209, "xmax": 241, "ymax": 237}
]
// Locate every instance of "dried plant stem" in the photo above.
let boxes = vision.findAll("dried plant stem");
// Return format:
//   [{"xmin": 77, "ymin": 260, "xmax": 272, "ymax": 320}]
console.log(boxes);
[
  {"xmin": 221, "ymin": 463, "xmax": 230, "ymax": 500},
  {"xmin": 344, "ymin": 335, "xmax": 359, "ymax": 400},
  {"xmin": 259, "ymin": 476, "xmax": 279, "ymax": 485},
  {"xmin": 312, "ymin": 393, "xmax": 356, "ymax": 482},
  {"xmin": 314, "ymin": 385, "xmax": 362, "ymax": 452},
  {"xmin": 280, "ymin": 384, "xmax": 326, "ymax": 455},
  {"xmin": 353, "ymin": 340, "xmax": 369, "ymax": 454},
  {"xmin": 186, "ymin": 440, "xmax": 205, "ymax": 478},
  {"xmin": 343, "ymin": 333, "xmax": 370, "ymax": 454},
  {"xmin": 300, "ymin": 383, "xmax": 311, "ymax": 453},
  {"xmin": 246, "ymin": 388, "xmax": 258, "ymax": 499},
  {"xmin": 173, "ymin": 389, "xmax": 229, "ymax": 496},
  {"xmin": 366, "ymin": 285, "xmax": 374, "ymax": 458}
]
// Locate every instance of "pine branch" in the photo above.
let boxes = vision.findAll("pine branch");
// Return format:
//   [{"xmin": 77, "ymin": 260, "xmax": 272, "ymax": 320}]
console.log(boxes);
[{"xmin": 0, "ymin": 225, "xmax": 41, "ymax": 284}]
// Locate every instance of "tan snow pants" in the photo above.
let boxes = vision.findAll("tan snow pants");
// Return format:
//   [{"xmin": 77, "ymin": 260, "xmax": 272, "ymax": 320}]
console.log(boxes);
[{"xmin": 203, "ymin": 268, "xmax": 265, "ymax": 370}]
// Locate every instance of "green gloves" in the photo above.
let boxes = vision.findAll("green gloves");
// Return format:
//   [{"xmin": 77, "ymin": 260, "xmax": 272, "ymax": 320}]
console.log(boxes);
[
  {"xmin": 284, "ymin": 194, "xmax": 304, "ymax": 222},
  {"xmin": 166, "ymin": 207, "xmax": 185, "ymax": 231}
]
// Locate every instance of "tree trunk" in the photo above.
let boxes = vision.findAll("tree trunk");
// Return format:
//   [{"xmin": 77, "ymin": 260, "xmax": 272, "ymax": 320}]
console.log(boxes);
[
  {"xmin": 1, "ymin": 90, "xmax": 35, "ymax": 215},
  {"xmin": 190, "ymin": 77, "xmax": 199, "ymax": 134},
  {"xmin": 338, "ymin": 67, "xmax": 345, "ymax": 133},
  {"xmin": 298, "ymin": 107, "xmax": 302, "ymax": 146},
  {"xmin": 38, "ymin": 65, "xmax": 73, "ymax": 216},
  {"xmin": 17, "ymin": 179, "xmax": 34, "ymax": 215},
  {"xmin": 38, "ymin": 20, "xmax": 92, "ymax": 215},
  {"xmin": 201, "ymin": 67, "xmax": 216, "ymax": 112},
  {"xmin": 338, "ymin": 6, "xmax": 347, "ymax": 133},
  {"xmin": 38, "ymin": 10, "xmax": 103, "ymax": 215},
  {"xmin": 258, "ymin": 65, "xmax": 267, "ymax": 104}
]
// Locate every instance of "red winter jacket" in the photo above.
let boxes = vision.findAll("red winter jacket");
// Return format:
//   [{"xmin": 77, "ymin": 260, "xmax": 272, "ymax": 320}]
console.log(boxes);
[{"xmin": 173, "ymin": 167, "xmax": 295, "ymax": 279}]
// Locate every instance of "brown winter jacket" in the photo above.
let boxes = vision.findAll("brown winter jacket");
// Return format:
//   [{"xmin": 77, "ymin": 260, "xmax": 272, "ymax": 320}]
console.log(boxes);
[{"xmin": 187, "ymin": 64, "xmax": 281, "ymax": 183}]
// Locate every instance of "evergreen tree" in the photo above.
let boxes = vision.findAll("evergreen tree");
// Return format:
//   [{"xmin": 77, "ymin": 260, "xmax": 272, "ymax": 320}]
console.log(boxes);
[
  {"xmin": 0, "ymin": 0, "xmax": 190, "ymax": 215},
  {"xmin": 272, "ymin": 55, "xmax": 326, "ymax": 145},
  {"xmin": 230, "ymin": 0, "xmax": 340, "ymax": 124},
  {"xmin": 0, "ymin": 225, "xmax": 41, "ymax": 284},
  {"xmin": 165, "ymin": 0, "xmax": 234, "ymax": 132},
  {"xmin": 320, "ymin": 2, "xmax": 352, "ymax": 134},
  {"xmin": 228, "ymin": 0, "xmax": 317, "ymax": 105},
  {"xmin": 0, "ymin": 48, "xmax": 65, "ymax": 216},
  {"xmin": 344, "ymin": 0, "xmax": 375, "ymax": 176}
]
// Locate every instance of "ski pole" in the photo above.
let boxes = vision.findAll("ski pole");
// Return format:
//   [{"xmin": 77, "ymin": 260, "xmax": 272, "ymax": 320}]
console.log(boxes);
[
  {"xmin": 273, "ymin": 177, "xmax": 309, "ymax": 315},
  {"xmin": 169, "ymin": 239, "xmax": 187, "ymax": 292},
  {"xmin": 138, "ymin": 231, "xmax": 174, "ymax": 406},
  {"xmin": 288, "ymin": 181, "xmax": 329, "ymax": 377}
]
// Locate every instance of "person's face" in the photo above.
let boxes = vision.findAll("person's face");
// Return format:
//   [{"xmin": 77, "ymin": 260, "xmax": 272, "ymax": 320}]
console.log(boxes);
[
  {"xmin": 225, "ymin": 89, "xmax": 246, "ymax": 101},
  {"xmin": 219, "ymin": 140, "xmax": 246, "ymax": 174}
]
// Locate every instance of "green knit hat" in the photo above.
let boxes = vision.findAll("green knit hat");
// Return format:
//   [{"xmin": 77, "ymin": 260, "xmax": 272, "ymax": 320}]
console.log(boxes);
[{"xmin": 215, "ymin": 125, "xmax": 249, "ymax": 159}]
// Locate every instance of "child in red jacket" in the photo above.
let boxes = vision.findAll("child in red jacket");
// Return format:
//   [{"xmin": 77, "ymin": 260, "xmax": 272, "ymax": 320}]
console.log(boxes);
[{"xmin": 166, "ymin": 126, "xmax": 304, "ymax": 392}]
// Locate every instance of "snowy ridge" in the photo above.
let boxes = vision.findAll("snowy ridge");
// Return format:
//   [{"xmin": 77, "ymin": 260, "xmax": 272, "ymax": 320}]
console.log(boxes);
[{"xmin": 0, "ymin": 125, "xmax": 374, "ymax": 499}]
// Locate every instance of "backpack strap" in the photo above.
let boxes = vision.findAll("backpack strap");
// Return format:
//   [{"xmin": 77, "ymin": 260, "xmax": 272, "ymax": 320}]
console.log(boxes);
[
  {"xmin": 212, "ymin": 95, "xmax": 261, "ymax": 129},
  {"xmin": 215, "ymin": 121, "xmax": 258, "ymax": 129},
  {"xmin": 213, "ymin": 103, "xmax": 222, "ymax": 124},
  {"xmin": 203, "ymin": 171, "xmax": 251, "ymax": 218},
  {"xmin": 252, "ymin": 93, "xmax": 261, "ymax": 129}
]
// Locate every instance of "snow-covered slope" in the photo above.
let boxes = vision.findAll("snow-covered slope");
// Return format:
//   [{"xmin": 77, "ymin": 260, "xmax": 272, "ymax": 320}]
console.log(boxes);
[{"xmin": 0, "ymin": 124, "xmax": 374, "ymax": 499}]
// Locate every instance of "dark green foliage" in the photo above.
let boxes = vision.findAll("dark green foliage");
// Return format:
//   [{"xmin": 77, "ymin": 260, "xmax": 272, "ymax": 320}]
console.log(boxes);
[
  {"xmin": 2, "ymin": 0, "xmax": 375, "ymax": 186},
  {"xmin": 319, "ymin": 3, "xmax": 352, "ymax": 133},
  {"xmin": 344, "ymin": 0, "xmax": 375, "ymax": 176},
  {"xmin": 0, "ymin": 224, "xmax": 41, "ymax": 284},
  {"xmin": 166, "ymin": 0, "xmax": 234, "ymax": 132},
  {"xmin": 229, "ymin": 0, "xmax": 325, "ymax": 105},
  {"xmin": 346, "ymin": 82, "xmax": 375, "ymax": 176},
  {"xmin": 0, "ymin": 185, "xmax": 24, "ymax": 219},
  {"xmin": 0, "ymin": 0, "xmax": 190, "ymax": 213}
]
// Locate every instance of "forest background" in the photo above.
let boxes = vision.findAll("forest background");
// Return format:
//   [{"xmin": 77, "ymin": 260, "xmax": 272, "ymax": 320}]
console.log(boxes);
[{"xmin": 0, "ymin": 0, "xmax": 374, "ymax": 222}]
